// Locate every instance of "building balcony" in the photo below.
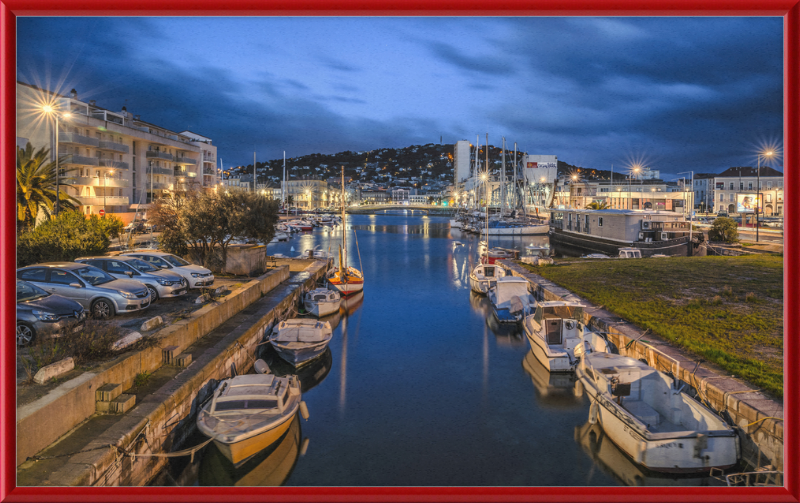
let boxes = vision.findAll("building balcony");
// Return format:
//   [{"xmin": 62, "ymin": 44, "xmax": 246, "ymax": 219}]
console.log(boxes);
[
  {"xmin": 67, "ymin": 176, "xmax": 130, "ymax": 188},
  {"xmin": 146, "ymin": 151, "xmax": 174, "ymax": 161},
  {"xmin": 97, "ymin": 140, "xmax": 129, "ymax": 154},
  {"xmin": 174, "ymin": 156, "xmax": 197, "ymax": 165},
  {"xmin": 59, "ymin": 132, "xmax": 99, "ymax": 147},
  {"xmin": 203, "ymin": 167, "xmax": 216, "ymax": 175},
  {"xmin": 151, "ymin": 167, "xmax": 174, "ymax": 176},
  {"xmin": 203, "ymin": 155, "xmax": 216, "ymax": 163},
  {"xmin": 59, "ymin": 154, "xmax": 99, "ymax": 167},
  {"xmin": 150, "ymin": 182, "xmax": 171, "ymax": 190},
  {"xmin": 75, "ymin": 195, "xmax": 130, "ymax": 206},
  {"xmin": 98, "ymin": 159, "xmax": 129, "ymax": 170}
]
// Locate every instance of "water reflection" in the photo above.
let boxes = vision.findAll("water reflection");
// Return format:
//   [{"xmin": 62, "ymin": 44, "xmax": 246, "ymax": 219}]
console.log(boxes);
[
  {"xmin": 574, "ymin": 421, "xmax": 713, "ymax": 487},
  {"xmin": 521, "ymin": 350, "xmax": 583, "ymax": 409},
  {"xmin": 199, "ymin": 416, "xmax": 303, "ymax": 486},
  {"xmin": 470, "ymin": 292, "xmax": 525, "ymax": 347},
  {"xmin": 350, "ymin": 223, "xmax": 451, "ymax": 238},
  {"xmin": 261, "ymin": 347, "xmax": 333, "ymax": 394}
]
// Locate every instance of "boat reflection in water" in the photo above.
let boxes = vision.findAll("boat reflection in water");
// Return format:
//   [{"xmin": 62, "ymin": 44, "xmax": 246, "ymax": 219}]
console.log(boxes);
[
  {"xmin": 340, "ymin": 290, "xmax": 364, "ymax": 316},
  {"xmin": 262, "ymin": 347, "xmax": 333, "ymax": 394},
  {"xmin": 199, "ymin": 415, "xmax": 303, "ymax": 486},
  {"xmin": 521, "ymin": 350, "xmax": 583, "ymax": 409},
  {"xmin": 574, "ymin": 421, "xmax": 713, "ymax": 487},
  {"xmin": 470, "ymin": 292, "xmax": 525, "ymax": 347}
]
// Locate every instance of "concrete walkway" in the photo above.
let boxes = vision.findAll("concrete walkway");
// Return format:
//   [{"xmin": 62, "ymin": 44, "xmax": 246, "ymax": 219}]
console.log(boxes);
[{"xmin": 17, "ymin": 268, "xmax": 320, "ymax": 487}]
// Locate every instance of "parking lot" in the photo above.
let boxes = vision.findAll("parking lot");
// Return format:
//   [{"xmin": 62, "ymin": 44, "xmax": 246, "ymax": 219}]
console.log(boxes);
[{"xmin": 16, "ymin": 276, "xmax": 245, "ymax": 398}]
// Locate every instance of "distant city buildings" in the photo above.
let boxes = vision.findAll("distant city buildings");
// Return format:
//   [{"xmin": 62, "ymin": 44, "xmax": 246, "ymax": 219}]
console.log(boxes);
[{"xmin": 16, "ymin": 81, "xmax": 219, "ymax": 224}]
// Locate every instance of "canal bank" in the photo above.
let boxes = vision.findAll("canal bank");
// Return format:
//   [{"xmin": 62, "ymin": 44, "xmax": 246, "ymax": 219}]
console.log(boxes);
[
  {"xmin": 16, "ymin": 259, "xmax": 329, "ymax": 486},
  {"xmin": 498, "ymin": 259, "xmax": 784, "ymax": 473}
]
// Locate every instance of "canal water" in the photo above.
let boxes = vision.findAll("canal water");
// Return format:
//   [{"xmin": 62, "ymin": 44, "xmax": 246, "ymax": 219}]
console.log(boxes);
[{"xmin": 151, "ymin": 213, "xmax": 717, "ymax": 487}]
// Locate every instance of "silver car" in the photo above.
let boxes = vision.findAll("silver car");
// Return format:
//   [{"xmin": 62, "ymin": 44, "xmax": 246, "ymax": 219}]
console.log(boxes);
[
  {"xmin": 75, "ymin": 256, "xmax": 188, "ymax": 302},
  {"xmin": 17, "ymin": 262, "xmax": 151, "ymax": 319},
  {"xmin": 122, "ymin": 251, "xmax": 215, "ymax": 289},
  {"xmin": 17, "ymin": 280, "xmax": 87, "ymax": 346}
]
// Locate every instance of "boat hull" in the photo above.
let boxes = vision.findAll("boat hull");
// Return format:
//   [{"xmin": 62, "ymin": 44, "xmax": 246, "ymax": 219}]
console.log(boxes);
[
  {"xmin": 327, "ymin": 279, "xmax": 364, "ymax": 296},
  {"xmin": 550, "ymin": 228, "xmax": 691, "ymax": 258},
  {"xmin": 492, "ymin": 306, "xmax": 524, "ymax": 324},
  {"xmin": 524, "ymin": 326, "xmax": 574, "ymax": 373},
  {"xmin": 469, "ymin": 274, "xmax": 496, "ymax": 295},
  {"xmin": 304, "ymin": 299, "xmax": 342, "ymax": 317},
  {"xmin": 481, "ymin": 224, "xmax": 549, "ymax": 235},
  {"xmin": 212, "ymin": 413, "xmax": 296, "ymax": 467},
  {"xmin": 577, "ymin": 368, "xmax": 739, "ymax": 473},
  {"xmin": 271, "ymin": 341, "xmax": 330, "ymax": 368}
]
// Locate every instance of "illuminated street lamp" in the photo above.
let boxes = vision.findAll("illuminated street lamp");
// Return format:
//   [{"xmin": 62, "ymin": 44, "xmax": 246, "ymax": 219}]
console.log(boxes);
[
  {"xmin": 756, "ymin": 150, "xmax": 775, "ymax": 242},
  {"xmin": 41, "ymin": 105, "xmax": 72, "ymax": 215}
]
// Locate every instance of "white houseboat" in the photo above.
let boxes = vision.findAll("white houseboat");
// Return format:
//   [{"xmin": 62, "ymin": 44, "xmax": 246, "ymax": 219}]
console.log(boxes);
[{"xmin": 549, "ymin": 209, "xmax": 698, "ymax": 257}]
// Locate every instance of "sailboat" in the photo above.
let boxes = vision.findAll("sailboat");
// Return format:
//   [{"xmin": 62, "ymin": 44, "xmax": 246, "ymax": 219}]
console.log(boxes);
[
  {"xmin": 326, "ymin": 167, "xmax": 364, "ymax": 296},
  {"xmin": 469, "ymin": 137, "xmax": 506, "ymax": 294}
]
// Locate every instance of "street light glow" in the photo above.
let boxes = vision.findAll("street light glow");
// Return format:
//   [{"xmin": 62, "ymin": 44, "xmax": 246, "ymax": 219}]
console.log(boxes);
[{"xmin": 42, "ymin": 105, "xmax": 54, "ymax": 113}]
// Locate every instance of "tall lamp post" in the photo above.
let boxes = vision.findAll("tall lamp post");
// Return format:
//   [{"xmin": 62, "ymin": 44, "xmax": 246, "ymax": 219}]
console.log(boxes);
[
  {"xmin": 756, "ymin": 151, "xmax": 774, "ymax": 242},
  {"xmin": 678, "ymin": 171, "xmax": 694, "ymax": 253},
  {"xmin": 41, "ymin": 106, "xmax": 72, "ymax": 216},
  {"xmin": 628, "ymin": 166, "xmax": 640, "ymax": 210}
]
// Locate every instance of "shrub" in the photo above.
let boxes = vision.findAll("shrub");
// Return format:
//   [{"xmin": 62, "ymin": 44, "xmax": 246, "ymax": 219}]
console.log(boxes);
[
  {"xmin": 16, "ymin": 210, "xmax": 124, "ymax": 267},
  {"xmin": 745, "ymin": 292, "xmax": 757, "ymax": 303},
  {"xmin": 20, "ymin": 321, "xmax": 158, "ymax": 379},
  {"xmin": 708, "ymin": 217, "xmax": 739, "ymax": 243}
]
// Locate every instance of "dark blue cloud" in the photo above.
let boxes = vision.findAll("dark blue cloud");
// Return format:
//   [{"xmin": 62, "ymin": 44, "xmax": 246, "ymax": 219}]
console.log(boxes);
[{"xmin": 16, "ymin": 16, "xmax": 783, "ymax": 176}]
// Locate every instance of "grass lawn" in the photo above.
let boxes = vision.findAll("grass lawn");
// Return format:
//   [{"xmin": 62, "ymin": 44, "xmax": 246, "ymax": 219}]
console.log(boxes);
[{"xmin": 520, "ymin": 255, "xmax": 783, "ymax": 398}]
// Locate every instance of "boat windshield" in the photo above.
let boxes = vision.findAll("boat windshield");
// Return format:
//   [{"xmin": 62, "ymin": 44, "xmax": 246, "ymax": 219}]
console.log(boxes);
[
  {"xmin": 537, "ymin": 305, "xmax": 584, "ymax": 322},
  {"xmin": 215, "ymin": 399, "xmax": 278, "ymax": 411}
]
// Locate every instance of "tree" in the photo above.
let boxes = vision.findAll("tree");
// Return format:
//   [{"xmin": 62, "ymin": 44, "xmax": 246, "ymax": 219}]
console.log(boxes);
[
  {"xmin": 286, "ymin": 194, "xmax": 294, "ymax": 206},
  {"xmin": 151, "ymin": 190, "xmax": 280, "ymax": 271},
  {"xmin": 708, "ymin": 217, "xmax": 739, "ymax": 243},
  {"xmin": 16, "ymin": 142, "xmax": 80, "ymax": 231},
  {"xmin": 585, "ymin": 201, "xmax": 610, "ymax": 210}
]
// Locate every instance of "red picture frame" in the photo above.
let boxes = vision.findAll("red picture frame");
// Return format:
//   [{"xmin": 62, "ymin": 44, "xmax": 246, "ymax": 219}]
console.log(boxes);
[{"xmin": 2, "ymin": 1, "xmax": 798, "ymax": 501}]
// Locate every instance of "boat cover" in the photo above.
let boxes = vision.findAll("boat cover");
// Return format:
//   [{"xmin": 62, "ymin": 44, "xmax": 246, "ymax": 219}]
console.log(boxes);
[{"xmin": 494, "ymin": 278, "xmax": 531, "ymax": 305}]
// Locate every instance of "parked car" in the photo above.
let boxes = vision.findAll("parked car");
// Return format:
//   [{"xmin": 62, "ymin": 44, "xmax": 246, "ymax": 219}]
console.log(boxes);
[
  {"xmin": 16, "ymin": 280, "xmax": 86, "ymax": 346},
  {"xmin": 75, "ymin": 256, "xmax": 188, "ymax": 301},
  {"xmin": 16, "ymin": 262, "xmax": 151, "ymax": 319},
  {"xmin": 121, "ymin": 251, "xmax": 215, "ymax": 289}
]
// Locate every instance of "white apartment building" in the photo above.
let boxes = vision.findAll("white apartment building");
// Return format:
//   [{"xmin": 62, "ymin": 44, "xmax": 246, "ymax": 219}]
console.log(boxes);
[
  {"xmin": 709, "ymin": 166, "xmax": 784, "ymax": 216},
  {"xmin": 16, "ymin": 81, "xmax": 218, "ymax": 224},
  {"xmin": 453, "ymin": 140, "xmax": 472, "ymax": 184}
]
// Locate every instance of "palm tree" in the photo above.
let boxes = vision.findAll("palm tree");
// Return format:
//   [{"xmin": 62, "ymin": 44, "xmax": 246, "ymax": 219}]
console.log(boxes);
[
  {"xmin": 585, "ymin": 200, "xmax": 610, "ymax": 210},
  {"xmin": 16, "ymin": 142, "xmax": 80, "ymax": 230}
]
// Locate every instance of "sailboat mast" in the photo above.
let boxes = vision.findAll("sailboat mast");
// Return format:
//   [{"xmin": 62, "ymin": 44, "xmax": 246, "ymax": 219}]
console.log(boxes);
[
  {"xmin": 341, "ymin": 166, "xmax": 346, "ymax": 270},
  {"xmin": 485, "ymin": 133, "xmax": 489, "ymax": 213},
  {"xmin": 501, "ymin": 137, "xmax": 506, "ymax": 216}
]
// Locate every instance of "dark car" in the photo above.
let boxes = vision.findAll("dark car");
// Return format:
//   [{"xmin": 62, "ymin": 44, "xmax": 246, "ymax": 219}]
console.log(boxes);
[{"xmin": 16, "ymin": 280, "xmax": 86, "ymax": 346}]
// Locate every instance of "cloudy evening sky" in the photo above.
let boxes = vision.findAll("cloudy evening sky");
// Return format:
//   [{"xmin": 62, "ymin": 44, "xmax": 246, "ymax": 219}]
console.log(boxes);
[{"xmin": 17, "ymin": 17, "xmax": 783, "ymax": 178}]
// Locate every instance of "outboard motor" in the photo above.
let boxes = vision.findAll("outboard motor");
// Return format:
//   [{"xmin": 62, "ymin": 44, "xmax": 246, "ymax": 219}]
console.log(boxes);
[{"xmin": 254, "ymin": 359, "xmax": 271, "ymax": 374}]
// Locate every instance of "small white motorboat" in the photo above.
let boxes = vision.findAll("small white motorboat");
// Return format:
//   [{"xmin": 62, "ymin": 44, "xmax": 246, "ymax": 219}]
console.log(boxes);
[
  {"xmin": 469, "ymin": 263, "xmax": 506, "ymax": 295},
  {"xmin": 581, "ymin": 253, "xmax": 612, "ymax": 259},
  {"xmin": 618, "ymin": 247, "xmax": 643, "ymax": 259},
  {"xmin": 487, "ymin": 276, "xmax": 535, "ymax": 323},
  {"xmin": 576, "ymin": 351, "xmax": 740, "ymax": 473},
  {"xmin": 196, "ymin": 365, "xmax": 309, "ymax": 467},
  {"xmin": 522, "ymin": 301, "xmax": 612, "ymax": 373},
  {"xmin": 269, "ymin": 319, "xmax": 333, "ymax": 367},
  {"xmin": 303, "ymin": 288, "xmax": 341, "ymax": 317}
]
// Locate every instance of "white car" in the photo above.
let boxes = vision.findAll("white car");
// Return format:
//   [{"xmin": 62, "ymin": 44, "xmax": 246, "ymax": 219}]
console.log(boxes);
[{"xmin": 122, "ymin": 251, "xmax": 215, "ymax": 289}]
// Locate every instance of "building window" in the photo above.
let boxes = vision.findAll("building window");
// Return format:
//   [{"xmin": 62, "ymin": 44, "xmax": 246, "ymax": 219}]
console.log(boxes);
[
  {"xmin": 748, "ymin": 182, "xmax": 753, "ymax": 190},
  {"xmin": 719, "ymin": 194, "xmax": 724, "ymax": 202},
  {"xmin": 730, "ymin": 194, "xmax": 735, "ymax": 202},
  {"xmin": 598, "ymin": 217, "xmax": 603, "ymax": 227},
  {"xmin": 767, "ymin": 181, "xmax": 772, "ymax": 189},
  {"xmin": 729, "ymin": 182, "xmax": 734, "ymax": 190},
  {"xmin": 766, "ymin": 194, "xmax": 772, "ymax": 203}
]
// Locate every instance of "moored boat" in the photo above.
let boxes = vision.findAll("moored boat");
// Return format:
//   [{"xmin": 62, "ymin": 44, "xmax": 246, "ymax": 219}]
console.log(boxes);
[
  {"xmin": 303, "ymin": 288, "xmax": 341, "ymax": 317},
  {"xmin": 469, "ymin": 263, "xmax": 506, "ymax": 295},
  {"xmin": 487, "ymin": 276, "xmax": 535, "ymax": 323},
  {"xmin": 522, "ymin": 301, "xmax": 613, "ymax": 373},
  {"xmin": 196, "ymin": 370, "xmax": 308, "ymax": 467},
  {"xmin": 269, "ymin": 319, "xmax": 333, "ymax": 368},
  {"xmin": 326, "ymin": 166, "xmax": 365, "ymax": 296},
  {"xmin": 576, "ymin": 351, "xmax": 740, "ymax": 473}
]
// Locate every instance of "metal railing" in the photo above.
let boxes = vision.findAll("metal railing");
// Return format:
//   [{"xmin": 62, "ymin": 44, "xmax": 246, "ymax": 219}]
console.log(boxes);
[
  {"xmin": 59, "ymin": 154, "xmax": 99, "ymax": 166},
  {"xmin": 145, "ymin": 151, "xmax": 174, "ymax": 161},
  {"xmin": 98, "ymin": 140, "xmax": 130, "ymax": 154},
  {"xmin": 98, "ymin": 159, "xmax": 129, "ymax": 170},
  {"xmin": 59, "ymin": 133, "xmax": 99, "ymax": 147},
  {"xmin": 75, "ymin": 195, "xmax": 130, "ymax": 206},
  {"xmin": 68, "ymin": 176, "xmax": 130, "ymax": 188},
  {"xmin": 174, "ymin": 156, "xmax": 197, "ymax": 165},
  {"xmin": 151, "ymin": 167, "xmax": 174, "ymax": 176}
]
